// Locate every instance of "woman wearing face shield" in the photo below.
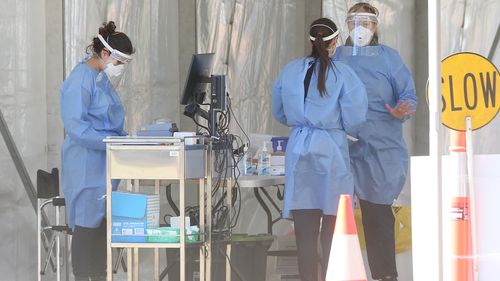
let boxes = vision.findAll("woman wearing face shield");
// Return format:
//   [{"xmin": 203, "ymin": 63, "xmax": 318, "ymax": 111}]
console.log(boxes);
[
  {"xmin": 60, "ymin": 21, "xmax": 133, "ymax": 281},
  {"xmin": 273, "ymin": 18, "xmax": 368, "ymax": 281},
  {"xmin": 333, "ymin": 3, "xmax": 418, "ymax": 281}
]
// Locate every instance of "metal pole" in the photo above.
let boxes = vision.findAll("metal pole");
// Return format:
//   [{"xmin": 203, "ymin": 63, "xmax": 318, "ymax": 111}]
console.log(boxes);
[
  {"xmin": 206, "ymin": 141, "xmax": 212, "ymax": 281},
  {"xmin": 487, "ymin": 24, "xmax": 500, "ymax": 60},
  {"xmin": 0, "ymin": 109, "xmax": 38, "ymax": 211},
  {"xmin": 0, "ymin": 108, "xmax": 54, "ymax": 255},
  {"xmin": 428, "ymin": 0, "xmax": 444, "ymax": 280},
  {"xmin": 465, "ymin": 117, "xmax": 478, "ymax": 280},
  {"xmin": 56, "ymin": 205, "xmax": 61, "ymax": 281},
  {"xmin": 38, "ymin": 200, "xmax": 42, "ymax": 281},
  {"xmin": 106, "ymin": 145, "xmax": 113, "ymax": 281}
]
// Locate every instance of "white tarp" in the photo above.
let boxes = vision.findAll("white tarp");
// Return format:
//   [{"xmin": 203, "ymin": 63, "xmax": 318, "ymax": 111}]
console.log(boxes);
[
  {"xmin": 0, "ymin": 0, "xmax": 47, "ymax": 279},
  {"xmin": 64, "ymin": 0, "xmax": 181, "ymax": 134}
]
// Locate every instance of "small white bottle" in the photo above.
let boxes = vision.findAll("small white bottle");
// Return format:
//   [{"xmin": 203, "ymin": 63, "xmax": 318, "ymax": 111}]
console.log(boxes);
[
  {"xmin": 258, "ymin": 142, "xmax": 271, "ymax": 176},
  {"xmin": 242, "ymin": 144, "xmax": 253, "ymax": 176}
]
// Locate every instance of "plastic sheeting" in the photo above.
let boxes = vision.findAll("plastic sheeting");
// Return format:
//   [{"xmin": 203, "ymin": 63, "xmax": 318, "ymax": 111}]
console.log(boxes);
[
  {"xmin": 196, "ymin": 0, "xmax": 308, "ymax": 231},
  {"xmin": 0, "ymin": 0, "xmax": 47, "ymax": 279},
  {"xmin": 196, "ymin": 3, "xmax": 309, "ymax": 280},
  {"xmin": 63, "ymin": 1, "xmax": 180, "ymax": 279},
  {"xmin": 440, "ymin": 0, "xmax": 500, "ymax": 154},
  {"xmin": 196, "ymin": 0, "xmax": 306, "ymax": 138},
  {"xmin": 64, "ymin": 0, "xmax": 180, "ymax": 134}
]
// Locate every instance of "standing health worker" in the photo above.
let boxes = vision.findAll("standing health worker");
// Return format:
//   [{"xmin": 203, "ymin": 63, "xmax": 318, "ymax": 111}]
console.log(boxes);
[
  {"xmin": 273, "ymin": 18, "xmax": 368, "ymax": 281},
  {"xmin": 60, "ymin": 21, "xmax": 133, "ymax": 281},
  {"xmin": 334, "ymin": 3, "xmax": 418, "ymax": 281}
]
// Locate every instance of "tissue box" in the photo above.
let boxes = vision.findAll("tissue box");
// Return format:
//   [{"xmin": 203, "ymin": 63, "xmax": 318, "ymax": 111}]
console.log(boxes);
[
  {"xmin": 112, "ymin": 192, "xmax": 160, "ymax": 243},
  {"xmin": 271, "ymin": 154, "xmax": 285, "ymax": 176},
  {"xmin": 271, "ymin": 166, "xmax": 285, "ymax": 176}
]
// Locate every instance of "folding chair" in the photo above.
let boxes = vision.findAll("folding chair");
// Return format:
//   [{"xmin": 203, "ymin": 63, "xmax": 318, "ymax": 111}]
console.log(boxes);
[{"xmin": 37, "ymin": 168, "xmax": 71, "ymax": 281}]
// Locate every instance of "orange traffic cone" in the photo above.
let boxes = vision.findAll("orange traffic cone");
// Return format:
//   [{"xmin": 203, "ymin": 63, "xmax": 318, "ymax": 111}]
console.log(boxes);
[
  {"xmin": 325, "ymin": 194, "xmax": 367, "ymax": 281},
  {"xmin": 449, "ymin": 130, "xmax": 473, "ymax": 281}
]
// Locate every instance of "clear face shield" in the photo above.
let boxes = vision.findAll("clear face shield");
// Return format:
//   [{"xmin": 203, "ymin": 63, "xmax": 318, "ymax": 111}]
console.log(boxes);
[
  {"xmin": 97, "ymin": 34, "xmax": 132, "ymax": 89},
  {"xmin": 346, "ymin": 12, "xmax": 378, "ymax": 51}
]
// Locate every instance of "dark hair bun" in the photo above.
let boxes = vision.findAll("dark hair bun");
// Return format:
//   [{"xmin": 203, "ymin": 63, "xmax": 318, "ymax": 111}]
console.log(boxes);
[
  {"xmin": 99, "ymin": 21, "xmax": 117, "ymax": 38},
  {"xmin": 86, "ymin": 21, "xmax": 134, "ymax": 56}
]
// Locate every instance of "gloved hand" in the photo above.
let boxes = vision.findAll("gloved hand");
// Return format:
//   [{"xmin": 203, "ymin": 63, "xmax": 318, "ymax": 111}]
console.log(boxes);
[{"xmin": 385, "ymin": 100, "xmax": 415, "ymax": 121}]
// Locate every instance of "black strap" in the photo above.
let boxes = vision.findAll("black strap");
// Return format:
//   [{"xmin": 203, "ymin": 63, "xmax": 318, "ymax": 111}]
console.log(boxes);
[{"xmin": 304, "ymin": 62, "xmax": 315, "ymax": 101}]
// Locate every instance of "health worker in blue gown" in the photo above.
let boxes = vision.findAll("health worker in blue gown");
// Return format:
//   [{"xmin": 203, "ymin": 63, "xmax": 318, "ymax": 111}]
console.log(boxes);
[
  {"xmin": 273, "ymin": 18, "xmax": 368, "ymax": 281},
  {"xmin": 60, "ymin": 21, "xmax": 133, "ymax": 281},
  {"xmin": 333, "ymin": 3, "xmax": 418, "ymax": 281}
]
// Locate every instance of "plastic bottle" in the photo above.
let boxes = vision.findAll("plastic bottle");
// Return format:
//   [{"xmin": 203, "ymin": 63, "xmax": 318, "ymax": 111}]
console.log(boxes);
[
  {"xmin": 252, "ymin": 158, "xmax": 258, "ymax": 175},
  {"xmin": 271, "ymin": 140, "xmax": 285, "ymax": 176},
  {"xmin": 275, "ymin": 141, "xmax": 285, "ymax": 155},
  {"xmin": 242, "ymin": 144, "xmax": 253, "ymax": 176},
  {"xmin": 258, "ymin": 141, "xmax": 271, "ymax": 176}
]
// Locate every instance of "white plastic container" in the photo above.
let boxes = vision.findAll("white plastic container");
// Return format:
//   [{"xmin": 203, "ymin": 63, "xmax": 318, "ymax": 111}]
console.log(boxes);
[{"xmin": 258, "ymin": 141, "xmax": 271, "ymax": 176}]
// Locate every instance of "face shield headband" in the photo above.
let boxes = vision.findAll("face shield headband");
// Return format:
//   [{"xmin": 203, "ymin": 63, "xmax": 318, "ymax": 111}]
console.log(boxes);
[
  {"xmin": 309, "ymin": 24, "xmax": 340, "ymax": 42},
  {"xmin": 345, "ymin": 12, "xmax": 379, "ymax": 24},
  {"xmin": 97, "ymin": 34, "xmax": 132, "ymax": 63}
]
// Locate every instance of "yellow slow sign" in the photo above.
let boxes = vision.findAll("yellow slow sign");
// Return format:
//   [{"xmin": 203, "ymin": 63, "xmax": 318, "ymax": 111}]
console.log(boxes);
[{"xmin": 441, "ymin": 52, "xmax": 499, "ymax": 131}]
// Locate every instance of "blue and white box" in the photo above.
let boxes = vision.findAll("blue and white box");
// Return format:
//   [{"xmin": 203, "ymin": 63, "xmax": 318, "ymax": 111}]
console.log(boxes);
[{"xmin": 112, "ymin": 191, "xmax": 160, "ymax": 243}]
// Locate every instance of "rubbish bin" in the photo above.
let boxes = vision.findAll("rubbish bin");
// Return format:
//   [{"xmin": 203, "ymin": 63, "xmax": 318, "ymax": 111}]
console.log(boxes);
[{"xmin": 165, "ymin": 233, "xmax": 274, "ymax": 281}]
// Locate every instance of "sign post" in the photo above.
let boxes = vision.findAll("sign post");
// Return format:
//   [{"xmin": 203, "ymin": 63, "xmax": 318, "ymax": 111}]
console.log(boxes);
[{"xmin": 439, "ymin": 52, "xmax": 499, "ymax": 281}]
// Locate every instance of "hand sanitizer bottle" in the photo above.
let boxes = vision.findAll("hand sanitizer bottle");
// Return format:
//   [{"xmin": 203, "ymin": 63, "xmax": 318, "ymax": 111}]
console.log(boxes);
[
  {"xmin": 258, "ymin": 142, "xmax": 271, "ymax": 176},
  {"xmin": 242, "ymin": 144, "xmax": 253, "ymax": 176}
]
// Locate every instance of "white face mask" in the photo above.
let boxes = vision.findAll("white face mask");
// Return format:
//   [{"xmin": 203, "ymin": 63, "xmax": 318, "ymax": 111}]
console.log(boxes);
[
  {"xmin": 326, "ymin": 45, "xmax": 337, "ymax": 57},
  {"xmin": 350, "ymin": 26, "xmax": 374, "ymax": 47},
  {"xmin": 104, "ymin": 62, "xmax": 125, "ymax": 78},
  {"xmin": 99, "ymin": 57, "xmax": 126, "ymax": 89}
]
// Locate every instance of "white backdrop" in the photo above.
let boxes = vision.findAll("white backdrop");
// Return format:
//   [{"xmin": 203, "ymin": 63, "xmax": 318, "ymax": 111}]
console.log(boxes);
[
  {"xmin": 0, "ymin": 0, "xmax": 47, "ymax": 280},
  {"xmin": 0, "ymin": 0, "xmax": 498, "ymax": 280},
  {"xmin": 64, "ymin": 0, "xmax": 181, "ymax": 134}
]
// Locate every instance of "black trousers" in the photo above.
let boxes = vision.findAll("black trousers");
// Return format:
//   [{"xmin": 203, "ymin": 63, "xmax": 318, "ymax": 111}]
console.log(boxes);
[
  {"xmin": 359, "ymin": 199, "xmax": 398, "ymax": 280},
  {"xmin": 71, "ymin": 220, "xmax": 107, "ymax": 280},
  {"xmin": 292, "ymin": 209, "xmax": 336, "ymax": 281}
]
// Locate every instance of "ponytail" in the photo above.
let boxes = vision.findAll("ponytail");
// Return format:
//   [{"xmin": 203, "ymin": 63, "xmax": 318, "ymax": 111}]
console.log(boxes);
[
  {"xmin": 309, "ymin": 18, "xmax": 338, "ymax": 97},
  {"xmin": 311, "ymin": 32, "xmax": 333, "ymax": 97}
]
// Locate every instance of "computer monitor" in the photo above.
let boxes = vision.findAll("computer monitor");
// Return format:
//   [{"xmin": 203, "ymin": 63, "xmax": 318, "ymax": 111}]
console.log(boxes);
[{"xmin": 181, "ymin": 53, "xmax": 215, "ymax": 105}]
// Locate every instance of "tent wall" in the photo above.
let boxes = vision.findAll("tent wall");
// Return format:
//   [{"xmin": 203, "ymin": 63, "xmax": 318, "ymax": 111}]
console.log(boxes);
[
  {"xmin": 0, "ymin": 0, "xmax": 498, "ymax": 279},
  {"xmin": 64, "ymin": 0, "xmax": 181, "ymax": 135},
  {"xmin": 196, "ymin": 0, "xmax": 308, "ymax": 137},
  {"xmin": 0, "ymin": 0, "xmax": 47, "ymax": 279}
]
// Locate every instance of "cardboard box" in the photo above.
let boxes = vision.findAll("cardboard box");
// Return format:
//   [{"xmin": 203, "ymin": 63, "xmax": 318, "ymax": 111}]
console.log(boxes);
[
  {"xmin": 112, "ymin": 192, "xmax": 160, "ymax": 243},
  {"xmin": 271, "ymin": 165, "xmax": 285, "ymax": 176}
]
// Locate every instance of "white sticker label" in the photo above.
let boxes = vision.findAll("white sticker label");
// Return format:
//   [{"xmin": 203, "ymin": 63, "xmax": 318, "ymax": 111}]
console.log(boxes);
[
  {"xmin": 134, "ymin": 228, "xmax": 145, "ymax": 235},
  {"xmin": 170, "ymin": 151, "xmax": 179, "ymax": 157}
]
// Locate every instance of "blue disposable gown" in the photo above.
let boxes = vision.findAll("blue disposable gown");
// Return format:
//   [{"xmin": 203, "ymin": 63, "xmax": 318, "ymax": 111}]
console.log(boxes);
[
  {"xmin": 334, "ymin": 45, "xmax": 418, "ymax": 204},
  {"xmin": 272, "ymin": 57, "xmax": 368, "ymax": 218},
  {"xmin": 60, "ymin": 61, "xmax": 126, "ymax": 229}
]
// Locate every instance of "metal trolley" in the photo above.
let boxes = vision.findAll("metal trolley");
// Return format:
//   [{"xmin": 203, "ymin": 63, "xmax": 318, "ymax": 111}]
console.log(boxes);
[{"xmin": 104, "ymin": 136, "xmax": 212, "ymax": 281}]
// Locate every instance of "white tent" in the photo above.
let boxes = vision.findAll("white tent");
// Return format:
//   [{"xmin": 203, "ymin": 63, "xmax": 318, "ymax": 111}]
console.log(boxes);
[{"xmin": 0, "ymin": 0, "xmax": 498, "ymax": 280}]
